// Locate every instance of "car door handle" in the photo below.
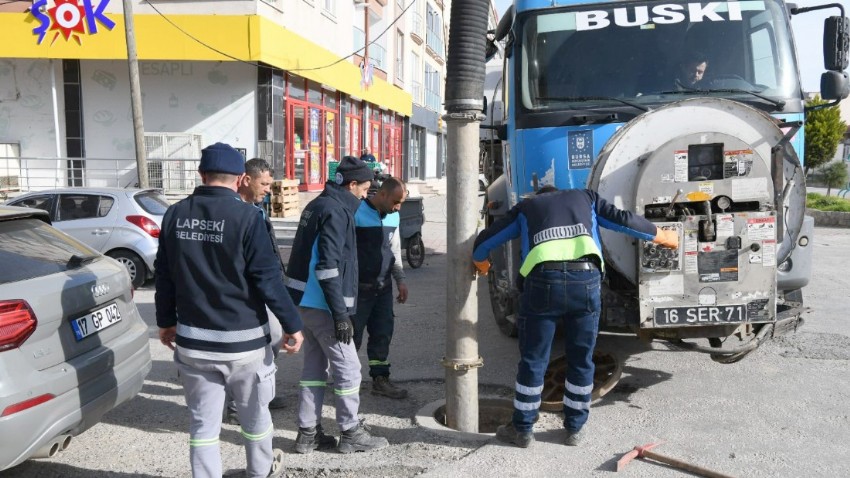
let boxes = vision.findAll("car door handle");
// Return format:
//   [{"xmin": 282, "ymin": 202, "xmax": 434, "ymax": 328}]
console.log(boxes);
[{"xmin": 91, "ymin": 229, "xmax": 109, "ymax": 235}]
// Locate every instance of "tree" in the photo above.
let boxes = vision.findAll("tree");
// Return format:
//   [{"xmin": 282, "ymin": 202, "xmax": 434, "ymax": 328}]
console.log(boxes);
[
  {"xmin": 822, "ymin": 161, "xmax": 849, "ymax": 196},
  {"xmin": 804, "ymin": 95, "xmax": 847, "ymax": 176}
]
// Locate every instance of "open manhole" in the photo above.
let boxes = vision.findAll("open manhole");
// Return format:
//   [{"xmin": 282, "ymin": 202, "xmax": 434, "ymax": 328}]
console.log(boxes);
[
  {"xmin": 540, "ymin": 351, "xmax": 623, "ymax": 412},
  {"xmin": 433, "ymin": 398, "xmax": 514, "ymax": 434}
]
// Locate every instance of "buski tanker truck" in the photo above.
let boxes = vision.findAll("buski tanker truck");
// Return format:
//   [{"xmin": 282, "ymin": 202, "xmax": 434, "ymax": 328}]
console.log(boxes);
[{"xmin": 480, "ymin": 0, "xmax": 849, "ymax": 363}]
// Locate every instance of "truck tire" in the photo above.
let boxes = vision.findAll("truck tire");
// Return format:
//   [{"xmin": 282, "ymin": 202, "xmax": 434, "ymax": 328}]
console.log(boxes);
[{"xmin": 488, "ymin": 272, "xmax": 518, "ymax": 337}]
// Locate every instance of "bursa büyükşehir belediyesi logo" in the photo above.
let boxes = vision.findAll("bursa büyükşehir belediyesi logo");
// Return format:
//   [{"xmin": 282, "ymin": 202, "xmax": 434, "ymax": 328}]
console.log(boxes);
[{"xmin": 30, "ymin": 0, "xmax": 116, "ymax": 45}]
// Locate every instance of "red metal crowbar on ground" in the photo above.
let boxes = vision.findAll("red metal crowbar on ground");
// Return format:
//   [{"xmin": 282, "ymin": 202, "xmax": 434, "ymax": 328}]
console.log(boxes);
[{"xmin": 616, "ymin": 442, "xmax": 737, "ymax": 478}]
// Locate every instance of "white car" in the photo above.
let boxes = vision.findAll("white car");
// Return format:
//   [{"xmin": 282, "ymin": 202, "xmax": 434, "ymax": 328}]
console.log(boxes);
[
  {"xmin": 6, "ymin": 188, "xmax": 168, "ymax": 288},
  {"xmin": 0, "ymin": 205, "xmax": 151, "ymax": 471}
]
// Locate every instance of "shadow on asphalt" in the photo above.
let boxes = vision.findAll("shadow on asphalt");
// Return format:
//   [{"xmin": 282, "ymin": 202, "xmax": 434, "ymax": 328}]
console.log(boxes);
[{"xmin": 1, "ymin": 463, "xmax": 161, "ymax": 478}]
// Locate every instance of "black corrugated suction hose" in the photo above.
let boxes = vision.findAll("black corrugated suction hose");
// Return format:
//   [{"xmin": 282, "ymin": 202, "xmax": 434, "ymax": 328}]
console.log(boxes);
[{"xmin": 445, "ymin": 0, "xmax": 491, "ymax": 113}]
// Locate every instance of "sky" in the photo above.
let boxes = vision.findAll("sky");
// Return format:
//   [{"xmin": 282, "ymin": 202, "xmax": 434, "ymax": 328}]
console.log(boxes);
[{"xmin": 491, "ymin": 0, "xmax": 842, "ymax": 93}]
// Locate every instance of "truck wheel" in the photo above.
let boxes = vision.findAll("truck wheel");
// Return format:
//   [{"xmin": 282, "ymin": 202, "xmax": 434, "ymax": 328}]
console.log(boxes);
[
  {"xmin": 108, "ymin": 250, "xmax": 147, "ymax": 288},
  {"xmin": 488, "ymin": 272, "xmax": 518, "ymax": 337},
  {"xmin": 406, "ymin": 233, "xmax": 425, "ymax": 269}
]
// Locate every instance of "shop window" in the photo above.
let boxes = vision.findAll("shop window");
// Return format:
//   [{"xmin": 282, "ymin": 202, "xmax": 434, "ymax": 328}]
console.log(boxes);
[
  {"xmin": 288, "ymin": 75, "xmax": 306, "ymax": 100},
  {"xmin": 325, "ymin": 110, "xmax": 337, "ymax": 162},
  {"xmin": 308, "ymin": 83, "xmax": 322, "ymax": 105},
  {"xmin": 324, "ymin": 90, "xmax": 338, "ymax": 109}
]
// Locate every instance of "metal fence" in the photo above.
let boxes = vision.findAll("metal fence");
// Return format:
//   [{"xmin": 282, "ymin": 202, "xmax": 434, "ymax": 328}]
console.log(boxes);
[{"xmin": 0, "ymin": 156, "xmax": 200, "ymax": 199}]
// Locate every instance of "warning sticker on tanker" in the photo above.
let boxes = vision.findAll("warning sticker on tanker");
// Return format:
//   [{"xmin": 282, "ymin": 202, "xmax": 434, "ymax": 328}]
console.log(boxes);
[
  {"xmin": 762, "ymin": 239, "xmax": 776, "ymax": 267},
  {"xmin": 724, "ymin": 149, "xmax": 753, "ymax": 178},
  {"xmin": 684, "ymin": 229, "xmax": 699, "ymax": 252},
  {"xmin": 746, "ymin": 217, "xmax": 775, "ymax": 241},
  {"xmin": 731, "ymin": 177, "xmax": 769, "ymax": 200},
  {"xmin": 684, "ymin": 251, "xmax": 698, "ymax": 273},
  {"xmin": 698, "ymin": 249, "xmax": 738, "ymax": 282},
  {"xmin": 715, "ymin": 214, "xmax": 734, "ymax": 238},
  {"xmin": 674, "ymin": 150, "xmax": 688, "ymax": 182}
]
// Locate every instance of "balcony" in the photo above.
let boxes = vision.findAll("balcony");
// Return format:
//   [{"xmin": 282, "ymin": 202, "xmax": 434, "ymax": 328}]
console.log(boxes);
[
  {"xmin": 353, "ymin": 27, "xmax": 387, "ymax": 71},
  {"xmin": 411, "ymin": 12, "xmax": 424, "ymax": 44},
  {"xmin": 425, "ymin": 29, "xmax": 444, "ymax": 60}
]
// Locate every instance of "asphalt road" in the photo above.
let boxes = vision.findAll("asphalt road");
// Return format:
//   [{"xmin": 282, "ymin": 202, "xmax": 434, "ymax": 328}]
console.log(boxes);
[{"xmin": 3, "ymin": 196, "xmax": 848, "ymax": 477}]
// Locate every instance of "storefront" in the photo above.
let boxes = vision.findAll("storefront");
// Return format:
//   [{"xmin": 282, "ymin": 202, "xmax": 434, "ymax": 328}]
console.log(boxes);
[
  {"xmin": 279, "ymin": 74, "xmax": 407, "ymax": 191},
  {"xmin": 0, "ymin": 12, "xmax": 412, "ymax": 193},
  {"xmin": 409, "ymin": 104, "xmax": 443, "ymax": 181}
]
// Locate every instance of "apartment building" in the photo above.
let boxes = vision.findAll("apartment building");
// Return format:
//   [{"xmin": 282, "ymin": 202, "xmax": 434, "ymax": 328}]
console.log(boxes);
[
  {"xmin": 0, "ymin": 0, "xmax": 411, "ymax": 192},
  {"xmin": 401, "ymin": 0, "xmax": 447, "ymax": 181}
]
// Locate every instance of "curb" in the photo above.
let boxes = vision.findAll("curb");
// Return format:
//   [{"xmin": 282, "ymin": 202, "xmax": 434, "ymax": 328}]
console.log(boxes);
[{"xmin": 806, "ymin": 208, "xmax": 850, "ymax": 228}]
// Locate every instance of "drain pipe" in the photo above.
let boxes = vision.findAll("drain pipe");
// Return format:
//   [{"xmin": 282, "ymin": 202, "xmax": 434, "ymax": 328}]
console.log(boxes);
[{"xmin": 442, "ymin": 0, "xmax": 490, "ymax": 433}]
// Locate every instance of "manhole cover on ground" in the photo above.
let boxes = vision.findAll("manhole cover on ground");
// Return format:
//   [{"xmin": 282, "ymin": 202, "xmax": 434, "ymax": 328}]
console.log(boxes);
[{"xmin": 540, "ymin": 351, "xmax": 622, "ymax": 412}]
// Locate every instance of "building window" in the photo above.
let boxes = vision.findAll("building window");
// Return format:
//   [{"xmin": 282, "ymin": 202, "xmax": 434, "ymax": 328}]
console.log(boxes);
[
  {"xmin": 411, "ymin": 52, "xmax": 422, "ymax": 105},
  {"xmin": 425, "ymin": 63, "xmax": 441, "ymax": 112},
  {"xmin": 323, "ymin": 0, "xmax": 335, "ymax": 16},
  {"xmin": 426, "ymin": 4, "xmax": 444, "ymax": 59},
  {"xmin": 411, "ymin": 0, "xmax": 424, "ymax": 39},
  {"xmin": 396, "ymin": 30, "xmax": 404, "ymax": 81}
]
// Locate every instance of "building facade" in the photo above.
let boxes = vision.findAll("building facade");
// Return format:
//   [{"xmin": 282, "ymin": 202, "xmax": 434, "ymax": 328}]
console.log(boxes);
[
  {"xmin": 403, "ymin": 0, "xmax": 447, "ymax": 182},
  {"xmin": 0, "ymin": 0, "xmax": 411, "ymax": 192}
]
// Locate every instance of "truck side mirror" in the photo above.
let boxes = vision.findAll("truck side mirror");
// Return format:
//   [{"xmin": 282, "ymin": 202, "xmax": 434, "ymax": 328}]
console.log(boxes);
[
  {"xmin": 820, "ymin": 70, "xmax": 850, "ymax": 100},
  {"xmin": 824, "ymin": 16, "xmax": 850, "ymax": 71}
]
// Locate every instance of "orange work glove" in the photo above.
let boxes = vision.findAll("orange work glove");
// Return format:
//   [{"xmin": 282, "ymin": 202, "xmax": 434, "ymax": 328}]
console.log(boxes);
[
  {"xmin": 473, "ymin": 259, "xmax": 491, "ymax": 275},
  {"xmin": 653, "ymin": 228, "xmax": 679, "ymax": 249}
]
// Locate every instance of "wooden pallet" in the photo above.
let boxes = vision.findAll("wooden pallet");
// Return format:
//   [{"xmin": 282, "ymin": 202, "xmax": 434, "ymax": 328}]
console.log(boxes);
[
  {"xmin": 271, "ymin": 179, "xmax": 298, "ymax": 194},
  {"xmin": 270, "ymin": 179, "xmax": 299, "ymax": 217}
]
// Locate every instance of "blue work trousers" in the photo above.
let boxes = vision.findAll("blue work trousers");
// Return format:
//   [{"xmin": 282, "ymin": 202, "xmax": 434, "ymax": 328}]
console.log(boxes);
[
  {"xmin": 352, "ymin": 286, "xmax": 395, "ymax": 378},
  {"xmin": 513, "ymin": 267, "xmax": 601, "ymax": 433}
]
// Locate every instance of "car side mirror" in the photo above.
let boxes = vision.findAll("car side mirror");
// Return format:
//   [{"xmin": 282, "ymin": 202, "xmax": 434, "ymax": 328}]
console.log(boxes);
[
  {"xmin": 821, "ymin": 70, "xmax": 850, "ymax": 100},
  {"xmin": 824, "ymin": 16, "xmax": 850, "ymax": 71}
]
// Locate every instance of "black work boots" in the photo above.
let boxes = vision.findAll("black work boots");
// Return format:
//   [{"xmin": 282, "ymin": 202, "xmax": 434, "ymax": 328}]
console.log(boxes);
[
  {"xmin": 495, "ymin": 422, "xmax": 534, "ymax": 448},
  {"xmin": 294, "ymin": 425, "xmax": 337, "ymax": 454},
  {"xmin": 337, "ymin": 422, "xmax": 389, "ymax": 454},
  {"xmin": 371, "ymin": 376, "xmax": 408, "ymax": 399}
]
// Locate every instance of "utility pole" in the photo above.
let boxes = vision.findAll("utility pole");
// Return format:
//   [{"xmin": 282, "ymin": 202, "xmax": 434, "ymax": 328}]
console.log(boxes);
[
  {"xmin": 123, "ymin": 0, "xmax": 148, "ymax": 188},
  {"xmin": 442, "ymin": 0, "xmax": 489, "ymax": 433}
]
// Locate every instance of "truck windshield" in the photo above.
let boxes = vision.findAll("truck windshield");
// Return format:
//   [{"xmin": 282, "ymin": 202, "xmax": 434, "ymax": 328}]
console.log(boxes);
[{"xmin": 519, "ymin": 0, "xmax": 801, "ymax": 113}]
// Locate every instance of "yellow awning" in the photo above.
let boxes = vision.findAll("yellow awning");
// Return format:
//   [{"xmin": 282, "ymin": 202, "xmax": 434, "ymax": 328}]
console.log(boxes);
[{"xmin": 0, "ymin": 13, "xmax": 412, "ymax": 115}]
